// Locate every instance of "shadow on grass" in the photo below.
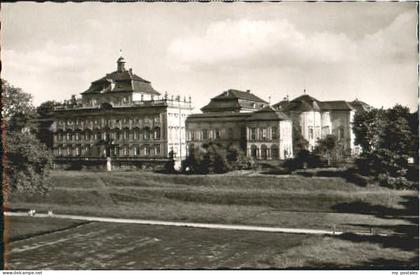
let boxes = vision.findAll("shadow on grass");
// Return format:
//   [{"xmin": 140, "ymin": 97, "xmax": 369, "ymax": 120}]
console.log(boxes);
[{"xmin": 329, "ymin": 195, "xmax": 419, "ymax": 269}]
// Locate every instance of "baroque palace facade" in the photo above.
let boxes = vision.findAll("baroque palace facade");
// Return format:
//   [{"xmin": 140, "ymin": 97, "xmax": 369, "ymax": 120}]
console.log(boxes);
[
  {"xmin": 186, "ymin": 90, "xmax": 370, "ymax": 161},
  {"xmin": 185, "ymin": 89, "xmax": 294, "ymax": 160},
  {"xmin": 273, "ymin": 93, "xmax": 370, "ymax": 156},
  {"xmin": 50, "ymin": 56, "xmax": 370, "ymax": 169},
  {"xmin": 52, "ymin": 56, "xmax": 192, "ymax": 169}
]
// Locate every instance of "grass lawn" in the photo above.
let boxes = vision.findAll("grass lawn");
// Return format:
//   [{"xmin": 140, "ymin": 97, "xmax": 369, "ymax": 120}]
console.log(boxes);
[
  {"xmin": 6, "ymin": 170, "xmax": 418, "ymax": 269},
  {"xmin": 5, "ymin": 216, "xmax": 87, "ymax": 241},
  {"xmin": 7, "ymin": 218, "xmax": 418, "ymax": 270},
  {"xmin": 8, "ymin": 171, "xmax": 418, "ymax": 234}
]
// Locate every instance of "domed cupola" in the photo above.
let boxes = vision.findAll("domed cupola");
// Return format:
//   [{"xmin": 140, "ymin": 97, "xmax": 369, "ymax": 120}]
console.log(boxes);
[{"xmin": 117, "ymin": 56, "xmax": 126, "ymax": 72}]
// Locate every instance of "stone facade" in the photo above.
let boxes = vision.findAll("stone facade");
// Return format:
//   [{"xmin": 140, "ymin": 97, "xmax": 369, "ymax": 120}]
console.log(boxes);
[{"xmin": 52, "ymin": 57, "xmax": 192, "ymax": 169}]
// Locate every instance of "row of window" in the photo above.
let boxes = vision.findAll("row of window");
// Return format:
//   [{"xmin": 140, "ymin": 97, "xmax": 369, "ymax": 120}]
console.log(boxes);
[
  {"xmin": 55, "ymin": 128, "xmax": 161, "ymax": 142},
  {"xmin": 249, "ymin": 127, "xmax": 279, "ymax": 141},
  {"xmin": 187, "ymin": 128, "xmax": 234, "ymax": 141},
  {"xmin": 167, "ymin": 113, "xmax": 187, "ymax": 118},
  {"xmin": 249, "ymin": 144, "xmax": 292, "ymax": 160},
  {"xmin": 55, "ymin": 144, "xmax": 161, "ymax": 157},
  {"xmin": 58, "ymin": 116, "xmax": 160, "ymax": 127}
]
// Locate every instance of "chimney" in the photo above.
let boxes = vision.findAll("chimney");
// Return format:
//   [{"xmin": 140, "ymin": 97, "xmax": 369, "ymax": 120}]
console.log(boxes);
[
  {"xmin": 129, "ymin": 68, "xmax": 132, "ymax": 74},
  {"xmin": 246, "ymin": 89, "xmax": 251, "ymax": 93}
]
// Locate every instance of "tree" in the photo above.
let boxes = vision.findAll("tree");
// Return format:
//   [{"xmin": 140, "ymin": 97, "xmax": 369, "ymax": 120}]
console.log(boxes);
[
  {"xmin": 314, "ymin": 134, "xmax": 337, "ymax": 166},
  {"xmin": 36, "ymin": 100, "xmax": 59, "ymax": 147},
  {"xmin": 2, "ymin": 79, "xmax": 54, "ymax": 194},
  {"xmin": 2, "ymin": 79, "xmax": 37, "ymax": 133},
  {"xmin": 352, "ymin": 108, "xmax": 385, "ymax": 154},
  {"xmin": 352, "ymin": 104, "xmax": 417, "ymax": 188},
  {"xmin": 292, "ymin": 123, "xmax": 309, "ymax": 154}
]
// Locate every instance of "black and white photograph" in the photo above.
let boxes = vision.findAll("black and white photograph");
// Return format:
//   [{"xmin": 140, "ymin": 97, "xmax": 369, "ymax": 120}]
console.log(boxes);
[{"xmin": 1, "ymin": 1, "xmax": 419, "ymax": 272}]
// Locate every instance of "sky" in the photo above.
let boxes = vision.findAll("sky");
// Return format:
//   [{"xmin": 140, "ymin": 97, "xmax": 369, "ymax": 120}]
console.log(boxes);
[{"xmin": 2, "ymin": 2, "xmax": 418, "ymax": 111}]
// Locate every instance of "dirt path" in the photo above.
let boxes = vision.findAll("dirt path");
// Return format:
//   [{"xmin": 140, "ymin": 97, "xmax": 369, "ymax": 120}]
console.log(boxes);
[{"xmin": 5, "ymin": 211, "xmax": 387, "ymax": 236}]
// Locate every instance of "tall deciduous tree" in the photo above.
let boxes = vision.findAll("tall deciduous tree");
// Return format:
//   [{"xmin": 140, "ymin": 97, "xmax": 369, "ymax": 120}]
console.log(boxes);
[
  {"xmin": 352, "ymin": 104, "xmax": 417, "ymax": 183},
  {"xmin": 2, "ymin": 79, "xmax": 53, "ymax": 194}
]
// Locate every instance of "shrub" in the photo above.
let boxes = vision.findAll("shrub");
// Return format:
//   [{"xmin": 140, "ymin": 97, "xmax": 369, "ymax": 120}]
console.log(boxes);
[
  {"xmin": 283, "ymin": 150, "xmax": 324, "ymax": 172},
  {"xmin": 182, "ymin": 143, "xmax": 251, "ymax": 174},
  {"xmin": 377, "ymin": 174, "xmax": 418, "ymax": 190}
]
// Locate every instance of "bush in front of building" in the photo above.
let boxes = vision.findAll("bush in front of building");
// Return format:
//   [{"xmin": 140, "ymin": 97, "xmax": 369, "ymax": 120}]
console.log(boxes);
[
  {"xmin": 181, "ymin": 142, "xmax": 251, "ymax": 174},
  {"xmin": 283, "ymin": 150, "xmax": 324, "ymax": 172}
]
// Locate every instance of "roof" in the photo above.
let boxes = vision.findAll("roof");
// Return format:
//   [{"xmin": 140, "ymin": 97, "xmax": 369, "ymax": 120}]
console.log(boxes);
[
  {"xmin": 273, "ymin": 94, "xmax": 371, "ymax": 112},
  {"xmin": 348, "ymin": 99, "xmax": 372, "ymax": 112},
  {"xmin": 211, "ymin": 89, "xmax": 268, "ymax": 103},
  {"xmin": 82, "ymin": 69, "xmax": 160, "ymax": 96},
  {"xmin": 318, "ymin": 101, "xmax": 353, "ymax": 111},
  {"xmin": 201, "ymin": 89, "xmax": 268, "ymax": 113},
  {"xmin": 248, "ymin": 106, "xmax": 290, "ymax": 121},
  {"xmin": 187, "ymin": 112, "xmax": 251, "ymax": 123}
]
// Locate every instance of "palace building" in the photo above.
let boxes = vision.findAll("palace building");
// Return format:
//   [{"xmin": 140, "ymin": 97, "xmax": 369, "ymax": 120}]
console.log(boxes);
[
  {"xmin": 52, "ymin": 56, "xmax": 193, "ymax": 169},
  {"xmin": 186, "ymin": 89, "xmax": 294, "ymax": 160},
  {"xmin": 273, "ymin": 93, "xmax": 371, "ymax": 156}
]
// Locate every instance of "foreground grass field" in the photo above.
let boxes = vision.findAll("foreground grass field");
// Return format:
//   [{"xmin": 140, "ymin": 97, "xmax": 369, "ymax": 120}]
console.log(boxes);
[
  {"xmin": 6, "ymin": 217, "xmax": 418, "ymax": 269},
  {"xmin": 9, "ymin": 171, "xmax": 418, "ymax": 233},
  {"xmin": 6, "ymin": 170, "xmax": 418, "ymax": 269}
]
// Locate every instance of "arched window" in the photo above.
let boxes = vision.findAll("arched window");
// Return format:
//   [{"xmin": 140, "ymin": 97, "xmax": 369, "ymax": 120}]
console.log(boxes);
[
  {"xmin": 271, "ymin": 144, "xmax": 279, "ymax": 160},
  {"xmin": 251, "ymin": 145, "xmax": 258, "ymax": 159},
  {"xmin": 261, "ymin": 145, "xmax": 268, "ymax": 160}
]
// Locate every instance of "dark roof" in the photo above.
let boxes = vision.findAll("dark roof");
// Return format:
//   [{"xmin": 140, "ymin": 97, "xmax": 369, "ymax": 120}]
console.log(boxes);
[
  {"xmin": 201, "ymin": 89, "xmax": 268, "ymax": 113},
  {"xmin": 319, "ymin": 101, "xmax": 353, "ymax": 111},
  {"xmin": 187, "ymin": 112, "xmax": 251, "ymax": 123},
  {"xmin": 212, "ymin": 89, "xmax": 268, "ymax": 103},
  {"xmin": 82, "ymin": 70, "xmax": 160, "ymax": 95},
  {"xmin": 273, "ymin": 94, "xmax": 370, "ymax": 112},
  {"xmin": 348, "ymin": 99, "xmax": 372, "ymax": 112},
  {"xmin": 248, "ymin": 106, "xmax": 289, "ymax": 121}
]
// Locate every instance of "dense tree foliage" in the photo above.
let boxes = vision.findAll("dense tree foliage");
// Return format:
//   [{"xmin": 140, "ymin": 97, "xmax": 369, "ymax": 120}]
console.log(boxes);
[
  {"xmin": 36, "ymin": 100, "xmax": 59, "ymax": 147},
  {"xmin": 313, "ymin": 134, "xmax": 338, "ymax": 165},
  {"xmin": 352, "ymin": 105, "xmax": 418, "ymax": 188},
  {"xmin": 181, "ymin": 143, "xmax": 250, "ymax": 174},
  {"xmin": 292, "ymin": 123, "xmax": 309, "ymax": 154},
  {"xmin": 2, "ymin": 79, "xmax": 54, "ymax": 194}
]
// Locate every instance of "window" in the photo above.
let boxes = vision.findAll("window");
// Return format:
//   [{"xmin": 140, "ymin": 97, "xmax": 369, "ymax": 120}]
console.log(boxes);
[
  {"xmin": 133, "ymin": 146, "xmax": 140, "ymax": 156},
  {"xmin": 271, "ymin": 127, "xmax": 278, "ymax": 140},
  {"xmin": 96, "ymin": 132, "xmax": 101, "ymax": 140},
  {"xmin": 143, "ymin": 128, "xmax": 150, "ymax": 140},
  {"xmin": 154, "ymin": 127, "xmax": 161, "ymax": 140},
  {"xmin": 133, "ymin": 129, "xmax": 139, "ymax": 140},
  {"xmin": 124, "ymin": 130, "xmax": 130, "ymax": 140},
  {"xmin": 66, "ymin": 133, "xmax": 71, "ymax": 141},
  {"xmin": 308, "ymin": 127, "xmax": 314, "ymax": 139},
  {"xmin": 202, "ymin": 129, "xmax": 208, "ymax": 140},
  {"xmin": 262, "ymin": 128, "xmax": 267, "ymax": 140},
  {"xmin": 215, "ymin": 129, "xmax": 220, "ymax": 139},
  {"xmin": 251, "ymin": 128, "xmax": 256, "ymax": 141},
  {"xmin": 123, "ymin": 147, "xmax": 129, "ymax": 156},
  {"xmin": 144, "ymin": 146, "xmax": 150, "ymax": 156},
  {"xmin": 155, "ymin": 145, "xmax": 160, "ymax": 156}
]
